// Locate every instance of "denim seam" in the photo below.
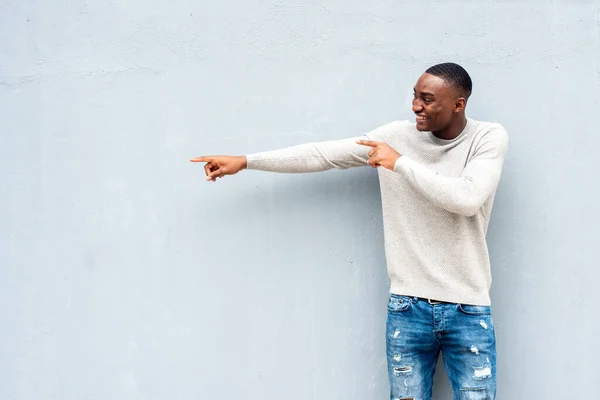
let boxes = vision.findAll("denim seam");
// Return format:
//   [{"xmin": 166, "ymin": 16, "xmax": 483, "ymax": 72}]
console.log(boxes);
[
  {"xmin": 440, "ymin": 346, "xmax": 451, "ymax": 383},
  {"xmin": 458, "ymin": 304, "xmax": 491, "ymax": 316},
  {"xmin": 387, "ymin": 305, "xmax": 411, "ymax": 313}
]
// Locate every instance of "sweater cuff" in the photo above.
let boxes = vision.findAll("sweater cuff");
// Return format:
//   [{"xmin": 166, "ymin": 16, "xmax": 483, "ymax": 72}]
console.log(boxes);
[
  {"xmin": 245, "ymin": 154, "xmax": 259, "ymax": 170},
  {"xmin": 393, "ymin": 155, "xmax": 415, "ymax": 173}
]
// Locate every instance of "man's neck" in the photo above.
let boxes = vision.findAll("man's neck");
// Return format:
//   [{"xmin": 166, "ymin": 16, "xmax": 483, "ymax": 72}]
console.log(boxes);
[{"xmin": 432, "ymin": 115, "xmax": 468, "ymax": 140}]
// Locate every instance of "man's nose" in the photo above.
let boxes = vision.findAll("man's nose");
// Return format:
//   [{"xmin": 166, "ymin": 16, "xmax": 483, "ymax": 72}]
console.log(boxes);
[{"xmin": 412, "ymin": 99, "xmax": 423, "ymax": 113}]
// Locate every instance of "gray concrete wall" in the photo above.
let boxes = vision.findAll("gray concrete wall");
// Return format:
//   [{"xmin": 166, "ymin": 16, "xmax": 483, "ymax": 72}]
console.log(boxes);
[{"xmin": 1, "ymin": 1, "xmax": 599, "ymax": 399}]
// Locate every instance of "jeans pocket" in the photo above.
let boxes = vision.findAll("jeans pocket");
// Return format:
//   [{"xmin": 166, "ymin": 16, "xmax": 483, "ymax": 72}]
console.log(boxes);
[
  {"xmin": 458, "ymin": 304, "xmax": 491, "ymax": 316},
  {"xmin": 387, "ymin": 295, "xmax": 412, "ymax": 313}
]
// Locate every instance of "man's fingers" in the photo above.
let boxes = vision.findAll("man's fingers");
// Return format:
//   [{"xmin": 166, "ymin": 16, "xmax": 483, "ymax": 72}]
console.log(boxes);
[
  {"xmin": 190, "ymin": 156, "xmax": 212, "ymax": 163},
  {"xmin": 356, "ymin": 140, "xmax": 380, "ymax": 148},
  {"xmin": 206, "ymin": 170, "xmax": 220, "ymax": 181},
  {"xmin": 204, "ymin": 162, "xmax": 214, "ymax": 177},
  {"xmin": 206, "ymin": 167, "xmax": 228, "ymax": 181},
  {"xmin": 367, "ymin": 155, "xmax": 381, "ymax": 168}
]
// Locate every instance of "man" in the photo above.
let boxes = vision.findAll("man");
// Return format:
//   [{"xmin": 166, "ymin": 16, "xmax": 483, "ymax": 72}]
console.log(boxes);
[{"xmin": 191, "ymin": 63, "xmax": 508, "ymax": 400}]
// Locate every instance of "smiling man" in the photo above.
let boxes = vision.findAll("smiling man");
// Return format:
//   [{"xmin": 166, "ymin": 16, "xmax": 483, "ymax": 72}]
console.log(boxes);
[{"xmin": 191, "ymin": 63, "xmax": 508, "ymax": 400}]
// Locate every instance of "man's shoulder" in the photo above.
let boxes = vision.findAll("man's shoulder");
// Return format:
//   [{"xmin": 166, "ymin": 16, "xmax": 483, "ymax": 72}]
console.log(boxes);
[
  {"xmin": 470, "ymin": 119, "xmax": 508, "ymax": 141},
  {"xmin": 469, "ymin": 119, "xmax": 509, "ymax": 150},
  {"xmin": 470, "ymin": 119, "xmax": 508, "ymax": 136}
]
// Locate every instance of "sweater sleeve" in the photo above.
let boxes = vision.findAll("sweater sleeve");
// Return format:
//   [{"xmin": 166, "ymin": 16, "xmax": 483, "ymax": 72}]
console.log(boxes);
[
  {"xmin": 245, "ymin": 121, "xmax": 400, "ymax": 173},
  {"xmin": 393, "ymin": 127, "xmax": 509, "ymax": 217}
]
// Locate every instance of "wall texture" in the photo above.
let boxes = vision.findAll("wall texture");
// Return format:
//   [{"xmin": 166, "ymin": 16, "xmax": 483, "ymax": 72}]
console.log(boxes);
[{"xmin": 1, "ymin": 1, "xmax": 599, "ymax": 399}]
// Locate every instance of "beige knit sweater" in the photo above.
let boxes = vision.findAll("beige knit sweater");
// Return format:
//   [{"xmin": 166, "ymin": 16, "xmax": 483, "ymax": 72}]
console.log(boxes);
[{"xmin": 246, "ymin": 119, "xmax": 509, "ymax": 305}]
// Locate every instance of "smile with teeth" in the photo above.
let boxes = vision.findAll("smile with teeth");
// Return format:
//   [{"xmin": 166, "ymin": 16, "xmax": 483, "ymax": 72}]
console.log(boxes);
[{"xmin": 416, "ymin": 116, "xmax": 429, "ymax": 121}]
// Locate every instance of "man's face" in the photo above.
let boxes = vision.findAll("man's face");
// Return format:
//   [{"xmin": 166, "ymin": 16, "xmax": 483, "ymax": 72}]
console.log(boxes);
[{"xmin": 412, "ymin": 73, "xmax": 464, "ymax": 133}]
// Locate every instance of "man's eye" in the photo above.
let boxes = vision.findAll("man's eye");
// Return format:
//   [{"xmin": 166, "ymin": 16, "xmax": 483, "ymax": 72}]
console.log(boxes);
[{"xmin": 424, "ymin": 99, "xmax": 432, "ymax": 104}]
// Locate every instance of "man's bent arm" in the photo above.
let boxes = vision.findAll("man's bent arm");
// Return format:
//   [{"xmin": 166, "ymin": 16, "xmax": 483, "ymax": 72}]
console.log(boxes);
[{"xmin": 393, "ymin": 127, "xmax": 509, "ymax": 217}]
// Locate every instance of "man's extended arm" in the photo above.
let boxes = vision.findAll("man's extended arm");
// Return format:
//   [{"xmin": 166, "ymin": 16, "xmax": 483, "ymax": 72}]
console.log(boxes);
[
  {"xmin": 190, "ymin": 122, "xmax": 400, "ymax": 180},
  {"xmin": 244, "ymin": 137, "xmax": 369, "ymax": 173}
]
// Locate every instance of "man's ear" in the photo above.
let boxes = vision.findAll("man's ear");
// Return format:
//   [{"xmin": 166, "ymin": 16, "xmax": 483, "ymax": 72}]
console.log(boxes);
[{"xmin": 454, "ymin": 98, "xmax": 466, "ymax": 113}]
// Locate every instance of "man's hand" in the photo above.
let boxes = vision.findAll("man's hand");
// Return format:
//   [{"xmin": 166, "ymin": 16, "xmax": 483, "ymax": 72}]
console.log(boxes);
[
  {"xmin": 356, "ymin": 140, "xmax": 401, "ymax": 170},
  {"xmin": 189, "ymin": 155, "xmax": 247, "ymax": 182}
]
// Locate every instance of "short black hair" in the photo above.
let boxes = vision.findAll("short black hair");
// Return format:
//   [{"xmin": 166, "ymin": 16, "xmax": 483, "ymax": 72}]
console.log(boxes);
[{"xmin": 425, "ymin": 62, "xmax": 472, "ymax": 99}]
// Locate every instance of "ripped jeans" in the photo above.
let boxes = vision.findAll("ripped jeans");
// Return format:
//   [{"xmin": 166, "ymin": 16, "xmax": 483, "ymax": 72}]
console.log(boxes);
[{"xmin": 386, "ymin": 295, "xmax": 496, "ymax": 400}]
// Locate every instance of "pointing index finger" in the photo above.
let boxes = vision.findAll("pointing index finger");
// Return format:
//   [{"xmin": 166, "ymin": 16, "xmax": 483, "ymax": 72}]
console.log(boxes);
[
  {"xmin": 356, "ymin": 140, "xmax": 380, "ymax": 147},
  {"xmin": 189, "ymin": 156, "xmax": 210, "ymax": 163}
]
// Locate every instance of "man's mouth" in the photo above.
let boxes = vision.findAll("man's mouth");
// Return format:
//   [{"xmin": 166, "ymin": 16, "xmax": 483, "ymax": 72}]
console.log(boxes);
[{"xmin": 416, "ymin": 115, "xmax": 429, "ymax": 122}]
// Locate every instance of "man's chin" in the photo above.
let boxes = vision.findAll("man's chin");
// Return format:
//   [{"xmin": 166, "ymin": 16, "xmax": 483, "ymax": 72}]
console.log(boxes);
[{"xmin": 415, "ymin": 121, "xmax": 430, "ymax": 131}]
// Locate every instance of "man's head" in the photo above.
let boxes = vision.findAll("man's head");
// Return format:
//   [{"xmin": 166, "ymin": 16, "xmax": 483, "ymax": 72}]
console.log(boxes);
[{"xmin": 412, "ymin": 62, "xmax": 472, "ymax": 135}]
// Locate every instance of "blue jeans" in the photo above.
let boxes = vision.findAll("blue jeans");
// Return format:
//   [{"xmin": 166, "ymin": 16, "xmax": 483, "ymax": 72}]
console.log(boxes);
[{"xmin": 386, "ymin": 295, "xmax": 496, "ymax": 400}]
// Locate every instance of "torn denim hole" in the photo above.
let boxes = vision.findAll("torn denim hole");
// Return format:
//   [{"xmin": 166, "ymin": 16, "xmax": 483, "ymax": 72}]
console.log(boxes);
[
  {"xmin": 392, "ymin": 365, "xmax": 412, "ymax": 377},
  {"xmin": 459, "ymin": 387, "xmax": 490, "ymax": 400},
  {"xmin": 473, "ymin": 365, "xmax": 492, "ymax": 380}
]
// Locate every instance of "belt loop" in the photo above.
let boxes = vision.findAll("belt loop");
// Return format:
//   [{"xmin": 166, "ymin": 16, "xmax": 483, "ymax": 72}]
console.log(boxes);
[{"xmin": 428, "ymin": 298, "xmax": 442, "ymax": 305}]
